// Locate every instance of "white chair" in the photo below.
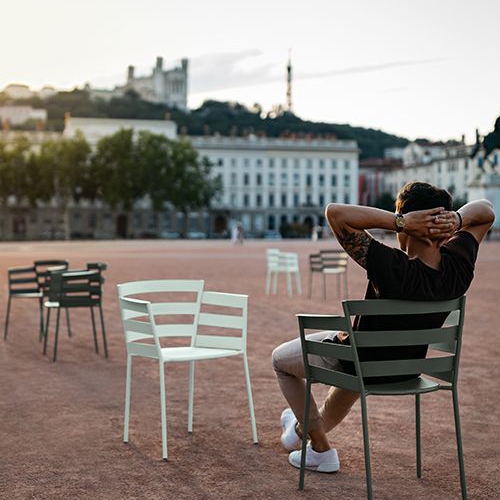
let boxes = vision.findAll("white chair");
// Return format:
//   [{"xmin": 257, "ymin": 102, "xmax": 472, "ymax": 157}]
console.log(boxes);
[
  {"xmin": 117, "ymin": 279, "xmax": 258, "ymax": 460},
  {"xmin": 265, "ymin": 249, "xmax": 302, "ymax": 296}
]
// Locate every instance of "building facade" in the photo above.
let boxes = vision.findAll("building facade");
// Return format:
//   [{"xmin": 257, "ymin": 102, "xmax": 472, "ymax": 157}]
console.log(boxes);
[{"xmin": 190, "ymin": 135, "xmax": 359, "ymax": 235}]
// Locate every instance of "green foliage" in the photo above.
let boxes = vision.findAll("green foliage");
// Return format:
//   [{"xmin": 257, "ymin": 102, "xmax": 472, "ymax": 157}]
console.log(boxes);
[
  {"xmin": 4, "ymin": 90, "xmax": 409, "ymax": 158},
  {"xmin": 483, "ymin": 115, "xmax": 500, "ymax": 159}
]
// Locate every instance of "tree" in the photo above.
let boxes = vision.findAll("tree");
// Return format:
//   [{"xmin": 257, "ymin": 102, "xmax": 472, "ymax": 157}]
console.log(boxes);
[
  {"xmin": 167, "ymin": 139, "xmax": 222, "ymax": 237},
  {"xmin": 35, "ymin": 131, "xmax": 92, "ymax": 238}
]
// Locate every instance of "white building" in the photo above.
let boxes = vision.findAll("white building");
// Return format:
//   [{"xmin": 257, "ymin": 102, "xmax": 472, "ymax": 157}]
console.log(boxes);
[
  {"xmin": 189, "ymin": 135, "xmax": 359, "ymax": 235},
  {"xmin": 63, "ymin": 115, "xmax": 177, "ymax": 145},
  {"xmin": 0, "ymin": 105, "xmax": 47, "ymax": 126}
]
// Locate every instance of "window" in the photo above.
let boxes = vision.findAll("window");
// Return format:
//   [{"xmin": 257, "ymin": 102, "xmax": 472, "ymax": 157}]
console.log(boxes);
[
  {"xmin": 344, "ymin": 194, "xmax": 350, "ymax": 204},
  {"xmin": 244, "ymin": 158, "xmax": 250, "ymax": 167},
  {"xmin": 230, "ymin": 194, "xmax": 237, "ymax": 206},
  {"xmin": 307, "ymin": 159, "xmax": 312, "ymax": 168},
  {"xmin": 244, "ymin": 173, "xmax": 250, "ymax": 185},
  {"xmin": 269, "ymin": 158, "xmax": 275, "ymax": 168},
  {"xmin": 306, "ymin": 174, "xmax": 312, "ymax": 187},
  {"xmin": 294, "ymin": 158, "xmax": 300, "ymax": 168},
  {"xmin": 306, "ymin": 194, "xmax": 312, "ymax": 205},
  {"xmin": 256, "ymin": 173, "xmax": 262, "ymax": 186},
  {"xmin": 269, "ymin": 193, "xmax": 274, "ymax": 207},
  {"xmin": 319, "ymin": 194, "xmax": 325, "ymax": 206},
  {"xmin": 344, "ymin": 174, "xmax": 350, "ymax": 187},
  {"xmin": 217, "ymin": 158, "xmax": 224, "ymax": 166},
  {"xmin": 319, "ymin": 159, "xmax": 325, "ymax": 168},
  {"xmin": 293, "ymin": 173, "xmax": 300, "ymax": 186},
  {"xmin": 243, "ymin": 194, "xmax": 249, "ymax": 207},
  {"xmin": 331, "ymin": 174, "xmax": 337, "ymax": 187},
  {"xmin": 331, "ymin": 159, "xmax": 337, "ymax": 169},
  {"xmin": 269, "ymin": 173, "xmax": 275, "ymax": 186},
  {"xmin": 344, "ymin": 159, "xmax": 350, "ymax": 169},
  {"xmin": 293, "ymin": 194, "xmax": 299, "ymax": 207},
  {"xmin": 231, "ymin": 172, "xmax": 237, "ymax": 186},
  {"xmin": 281, "ymin": 193, "xmax": 287, "ymax": 207},
  {"xmin": 256, "ymin": 158, "xmax": 263, "ymax": 167},
  {"xmin": 281, "ymin": 173, "xmax": 288, "ymax": 186},
  {"xmin": 231, "ymin": 158, "xmax": 237, "ymax": 167},
  {"xmin": 319, "ymin": 174, "xmax": 325, "ymax": 187},
  {"xmin": 281, "ymin": 158, "xmax": 287, "ymax": 168},
  {"xmin": 256, "ymin": 194, "xmax": 262, "ymax": 207}
]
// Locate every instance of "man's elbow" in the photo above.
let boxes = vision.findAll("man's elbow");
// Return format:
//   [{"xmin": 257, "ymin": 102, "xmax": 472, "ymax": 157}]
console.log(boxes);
[{"xmin": 325, "ymin": 203, "xmax": 343, "ymax": 229}]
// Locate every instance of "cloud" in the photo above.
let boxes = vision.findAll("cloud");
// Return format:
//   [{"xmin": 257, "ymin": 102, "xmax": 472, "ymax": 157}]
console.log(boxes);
[{"xmin": 189, "ymin": 51, "xmax": 448, "ymax": 94}]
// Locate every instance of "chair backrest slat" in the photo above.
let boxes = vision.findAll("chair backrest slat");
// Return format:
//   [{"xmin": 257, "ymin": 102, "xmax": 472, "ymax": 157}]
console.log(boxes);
[
  {"xmin": 298, "ymin": 314, "xmax": 347, "ymax": 332},
  {"xmin": 344, "ymin": 297, "xmax": 462, "ymax": 316},
  {"xmin": 360, "ymin": 356, "xmax": 455, "ymax": 378},
  {"xmin": 355, "ymin": 325, "xmax": 458, "ymax": 347}
]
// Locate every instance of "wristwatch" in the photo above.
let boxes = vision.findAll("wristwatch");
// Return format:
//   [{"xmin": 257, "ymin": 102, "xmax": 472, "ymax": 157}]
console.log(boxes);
[{"xmin": 395, "ymin": 213, "xmax": 405, "ymax": 232}]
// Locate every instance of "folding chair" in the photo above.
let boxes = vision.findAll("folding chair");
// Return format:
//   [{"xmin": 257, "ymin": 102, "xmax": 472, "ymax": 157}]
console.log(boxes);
[
  {"xmin": 307, "ymin": 253, "xmax": 323, "ymax": 298},
  {"xmin": 297, "ymin": 296, "xmax": 467, "ymax": 500},
  {"xmin": 117, "ymin": 279, "xmax": 258, "ymax": 460}
]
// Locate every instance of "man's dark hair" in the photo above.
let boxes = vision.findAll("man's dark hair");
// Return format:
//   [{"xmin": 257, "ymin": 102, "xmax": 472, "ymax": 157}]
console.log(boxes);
[{"xmin": 396, "ymin": 181, "xmax": 453, "ymax": 214}]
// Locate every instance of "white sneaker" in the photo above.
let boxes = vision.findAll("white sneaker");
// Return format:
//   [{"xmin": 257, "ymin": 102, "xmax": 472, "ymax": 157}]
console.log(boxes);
[
  {"xmin": 288, "ymin": 444, "xmax": 340, "ymax": 473},
  {"xmin": 280, "ymin": 408, "xmax": 301, "ymax": 451}
]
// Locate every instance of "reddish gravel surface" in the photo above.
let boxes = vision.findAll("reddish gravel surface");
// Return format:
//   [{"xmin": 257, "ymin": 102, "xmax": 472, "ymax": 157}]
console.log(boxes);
[{"xmin": 1, "ymin": 238, "xmax": 499, "ymax": 500}]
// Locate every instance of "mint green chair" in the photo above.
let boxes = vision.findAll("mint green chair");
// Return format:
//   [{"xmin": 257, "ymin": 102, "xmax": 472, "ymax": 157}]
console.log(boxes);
[{"xmin": 297, "ymin": 296, "xmax": 467, "ymax": 500}]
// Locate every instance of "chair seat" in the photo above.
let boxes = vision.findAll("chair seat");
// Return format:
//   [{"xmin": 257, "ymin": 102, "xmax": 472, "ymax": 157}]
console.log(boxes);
[
  {"xmin": 161, "ymin": 346, "xmax": 241, "ymax": 362},
  {"xmin": 365, "ymin": 376, "xmax": 440, "ymax": 396},
  {"xmin": 44, "ymin": 301, "xmax": 60, "ymax": 308}
]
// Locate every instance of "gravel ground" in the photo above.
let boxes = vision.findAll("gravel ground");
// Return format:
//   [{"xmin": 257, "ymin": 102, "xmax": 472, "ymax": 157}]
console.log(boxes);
[{"xmin": 0, "ymin": 237, "xmax": 499, "ymax": 500}]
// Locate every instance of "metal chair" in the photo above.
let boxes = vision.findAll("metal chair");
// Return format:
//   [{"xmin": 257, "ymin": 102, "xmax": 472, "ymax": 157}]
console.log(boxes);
[
  {"xmin": 117, "ymin": 279, "xmax": 258, "ymax": 460},
  {"xmin": 42, "ymin": 263, "xmax": 108, "ymax": 361},
  {"xmin": 265, "ymin": 249, "xmax": 302, "ymax": 296},
  {"xmin": 319, "ymin": 249, "xmax": 348, "ymax": 299},
  {"xmin": 4, "ymin": 260, "xmax": 69, "ymax": 341},
  {"xmin": 297, "ymin": 296, "xmax": 467, "ymax": 499},
  {"xmin": 307, "ymin": 253, "xmax": 323, "ymax": 298}
]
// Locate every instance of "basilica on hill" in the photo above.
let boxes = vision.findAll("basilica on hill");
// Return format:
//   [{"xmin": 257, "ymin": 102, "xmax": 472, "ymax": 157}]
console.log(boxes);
[{"xmin": 84, "ymin": 56, "xmax": 188, "ymax": 110}]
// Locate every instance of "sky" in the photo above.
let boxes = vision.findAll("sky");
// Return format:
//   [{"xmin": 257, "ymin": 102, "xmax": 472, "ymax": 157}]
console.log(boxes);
[{"xmin": 2, "ymin": 0, "xmax": 499, "ymax": 142}]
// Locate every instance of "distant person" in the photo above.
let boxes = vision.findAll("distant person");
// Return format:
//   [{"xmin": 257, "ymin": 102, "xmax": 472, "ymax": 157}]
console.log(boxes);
[
  {"xmin": 232, "ymin": 221, "xmax": 244, "ymax": 245},
  {"xmin": 272, "ymin": 181, "xmax": 495, "ymax": 473},
  {"xmin": 311, "ymin": 225, "xmax": 319, "ymax": 242}
]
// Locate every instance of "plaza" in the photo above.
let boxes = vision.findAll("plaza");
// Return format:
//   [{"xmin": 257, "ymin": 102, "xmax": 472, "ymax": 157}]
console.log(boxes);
[{"xmin": 1, "ymin": 237, "xmax": 499, "ymax": 499}]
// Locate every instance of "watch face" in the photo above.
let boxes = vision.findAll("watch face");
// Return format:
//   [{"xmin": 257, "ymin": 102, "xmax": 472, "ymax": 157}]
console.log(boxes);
[{"xmin": 395, "ymin": 214, "xmax": 405, "ymax": 230}]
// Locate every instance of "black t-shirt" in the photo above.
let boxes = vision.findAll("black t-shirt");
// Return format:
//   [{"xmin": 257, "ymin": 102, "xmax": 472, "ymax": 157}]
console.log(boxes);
[{"xmin": 339, "ymin": 231, "xmax": 478, "ymax": 383}]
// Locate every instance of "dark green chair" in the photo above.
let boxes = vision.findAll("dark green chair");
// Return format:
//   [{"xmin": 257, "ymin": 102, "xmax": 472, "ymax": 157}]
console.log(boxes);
[
  {"xmin": 297, "ymin": 296, "xmax": 467, "ymax": 500},
  {"xmin": 4, "ymin": 260, "xmax": 69, "ymax": 341},
  {"xmin": 42, "ymin": 263, "xmax": 108, "ymax": 361}
]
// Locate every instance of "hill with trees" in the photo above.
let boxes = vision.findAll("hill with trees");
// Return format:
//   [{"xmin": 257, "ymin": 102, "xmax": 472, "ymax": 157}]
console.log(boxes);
[{"xmin": 0, "ymin": 89, "xmax": 409, "ymax": 159}]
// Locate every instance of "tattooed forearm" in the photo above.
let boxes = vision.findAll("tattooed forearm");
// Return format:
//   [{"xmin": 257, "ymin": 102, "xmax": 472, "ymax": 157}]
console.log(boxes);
[{"xmin": 334, "ymin": 227, "xmax": 372, "ymax": 269}]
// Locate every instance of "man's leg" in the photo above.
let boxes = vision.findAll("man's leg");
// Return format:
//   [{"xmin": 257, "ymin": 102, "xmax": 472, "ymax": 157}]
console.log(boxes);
[{"xmin": 272, "ymin": 331, "xmax": 358, "ymax": 452}]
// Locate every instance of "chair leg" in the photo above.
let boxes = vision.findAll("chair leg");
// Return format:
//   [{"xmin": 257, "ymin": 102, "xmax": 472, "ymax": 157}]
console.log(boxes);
[
  {"xmin": 159, "ymin": 361, "xmax": 168, "ymax": 460},
  {"xmin": 43, "ymin": 308, "xmax": 51, "ymax": 355},
  {"xmin": 295, "ymin": 270, "xmax": 302, "ymax": 295},
  {"xmin": 188, "ymin": 361, "xmax": 195, "ymax": 433},
  {"xmin": 299, "ymin": 378, "xmax": 312, "ymax": 490},
  {"xmin": 272, "ymin": 271, "xmax": 278, "ymax": 294},
  {"xmin": 38, "ymin": 297, "xmax": 44, "ymax": 342},
  {"xmin": 308, "ymin": 272, "xmax": 313, "ymax": 298},
  {"xmin": 322, "ymin": 273, "xmax": 326, "ymax": 300},
  {"xmin": 90, "ymin": 307, "xmax": 99, "ymax": 354},
  {"xmin": 344, "ymin": 271, "xmax": 348, "ymax": 298},
  {"xmin": 4, "ymin": 295, "xmax": 12, "ymax": 340},
  {"xmin": 98, "ymin": 305, "xmax": 108, "ymax": 358},
  {"xmin": 360, "ymin": 394, "xmax": 374, "ymax": 500},
  {"xmin": 416, "ymin": 393, "xmax": 422, "ymax": 478},
  {"xmin": 337, "ymin": 274, "xmax": 341, "ymax": 297},
  {"xmin": 286, "ymin": 271, "xmax": 292, "ymax": 296},
  {"xmin": 452, "ymin": 389, "xmax": 468, "ymax": 500},
  {"xmin": 123, "ymin": 354, "xmax": 132, "ymax": 443},
  {"xmin": 243, "ymin": 354, "xmax": 258, "ymax": 443},
  {"xmin": 52, "ymin": 308, "xmax": 61, "ymax": 362},
  {"xmin": 65, "ymin": 308, "xmax": 72, "ymax": 338},
  {"xmin": 265, "ymin": 271, "xmax": 271, "ymax": 295}
]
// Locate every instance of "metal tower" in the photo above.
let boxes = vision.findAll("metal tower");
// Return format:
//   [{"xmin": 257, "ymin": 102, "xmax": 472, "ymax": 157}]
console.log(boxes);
[{"xmin": 286, "ymin": 49, "xmax": 293, "ymax": 113}]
